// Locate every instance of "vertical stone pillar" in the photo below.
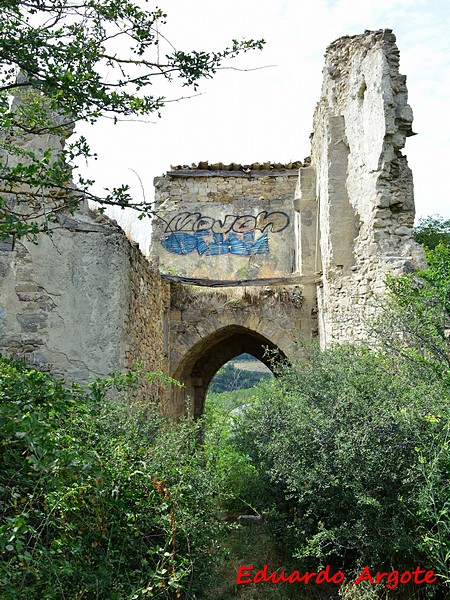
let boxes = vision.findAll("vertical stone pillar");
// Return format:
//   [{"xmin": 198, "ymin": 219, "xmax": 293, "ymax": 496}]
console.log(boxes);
[
  {"xmin": 294, "ymin": 166, "xmax": 317, "ymax": 276},
  {"xmin": 307, "ymin": 29, "xmax": 425, "ymax": 346}
]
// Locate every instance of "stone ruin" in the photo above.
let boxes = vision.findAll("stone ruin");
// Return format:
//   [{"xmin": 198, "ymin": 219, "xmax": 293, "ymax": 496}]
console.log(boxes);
[{"xmin": 0, "ymin": 30, "xmax": 425, "ymax": 416}]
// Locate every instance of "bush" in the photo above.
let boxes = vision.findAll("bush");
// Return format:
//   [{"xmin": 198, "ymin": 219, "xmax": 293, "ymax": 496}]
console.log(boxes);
[
  {"xmin": 0, "ymin": 358, "xmax": 228, "ymax": 599},
  {"xmin": 379, "ymin": 244, "xmax": 450, "ymax": 380},
  {"xmin": 204, "ymin": 387, "xmax": 265, "ymax": 515},
  {"xmin": 232, "ymin": 343, "xmax": 450, "ymax": 586}
]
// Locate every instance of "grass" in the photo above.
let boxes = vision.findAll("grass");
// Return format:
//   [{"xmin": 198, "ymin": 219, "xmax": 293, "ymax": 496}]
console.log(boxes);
[{"xmin": 202, "ymin": 524, "xmax": 340, "ymax": 600}]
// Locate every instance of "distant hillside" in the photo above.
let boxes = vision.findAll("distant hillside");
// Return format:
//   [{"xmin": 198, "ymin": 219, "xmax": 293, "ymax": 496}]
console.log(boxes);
[{"xmin": 209, "ymin": 354, "xmax": 272, "ymax": 393}]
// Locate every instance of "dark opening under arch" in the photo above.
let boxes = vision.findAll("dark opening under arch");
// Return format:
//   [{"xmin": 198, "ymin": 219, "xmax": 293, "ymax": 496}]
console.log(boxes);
[{"xmin": 172, "ymin": 325, "xmax": 286, "ymax": 418}]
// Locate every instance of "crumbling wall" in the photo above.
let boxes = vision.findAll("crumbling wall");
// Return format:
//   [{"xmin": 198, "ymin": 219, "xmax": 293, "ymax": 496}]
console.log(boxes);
[
  {"xmin": 0, "ymin": 204, "xmax": 169, "ymax": 400},
  {"xmin": 126, "ymin": 244, "xmax": 171, "ymax": 406},
  {"xmin": 0, "ymin": 208, "xmax": 128, "ymax": 380},
  {"xmin": 0, "ymin": 85, "xmax": 169, "ymax": 397},
  {"xmin": 152, "ymin": 169, "xmax": 299, "ymax": 280},
  {"xmin": 167, "ymin": 282, "xmax": 316, "ymax": 418},
  {"xmin": 305, "ymin": 29, "xmax": 425, "ymax": 345}
]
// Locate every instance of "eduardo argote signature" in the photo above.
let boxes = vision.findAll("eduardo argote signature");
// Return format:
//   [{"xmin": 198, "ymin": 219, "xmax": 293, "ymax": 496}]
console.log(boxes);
[{"xmin": 236, "ymin": 564, "xmax": 436, "ymax": 589}]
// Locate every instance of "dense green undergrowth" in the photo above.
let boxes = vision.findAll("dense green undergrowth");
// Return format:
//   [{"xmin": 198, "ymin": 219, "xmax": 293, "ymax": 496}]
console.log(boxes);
[
  {"xmin": 0, "ymin": 362, "xmax": 232, "ymax": 599},
  {"xmin": 202, "ymin": 241, "xmax": 450, "ymax": 599},
  {"xmin": 204, "ymin": 347, "xmax": 450, "ymax": 599},
  {"xmin": 232, "ymin": 348, "xmax": 450, "ymax": 589}
]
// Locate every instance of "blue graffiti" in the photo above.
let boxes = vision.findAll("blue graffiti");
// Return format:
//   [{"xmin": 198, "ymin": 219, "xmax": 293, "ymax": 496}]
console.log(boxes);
[{"xmin": 161, "ymin": 230, "xmax": 270, "ymax": 256}]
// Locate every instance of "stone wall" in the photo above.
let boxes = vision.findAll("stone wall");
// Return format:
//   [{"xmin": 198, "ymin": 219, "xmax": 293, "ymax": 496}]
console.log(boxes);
[
  {"xmin": 304, "ymin": 29, "xmax": 425, "ymax": 346},
  {"xmin": 152, "ymin": 170, "xmax": 299, "ymax": 280},
  {"xmin": 0, "ymin": 207, "xmax": 127, "ymax": 380},
  {"xmin": 150, "ymin": 167, "xmax": 319, "ymax": 416},
  {"xmin": 167, "ymin": 281, "xmax": 317, "ymax": 418},
  {"xmin": 0, "ymin": 87, "xmax": 169, "ymax": 396},
  {"xmin": 0, "ymin": 203, "xmax": 169, "ymax": 403},
  {"xmin": 126, "ymin": 244, "xmax": 171, "ymax": 406}
]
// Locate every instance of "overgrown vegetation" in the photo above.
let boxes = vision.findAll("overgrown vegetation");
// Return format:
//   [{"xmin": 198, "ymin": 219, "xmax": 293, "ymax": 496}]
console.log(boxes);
[
  {"xmin": 2, "ymin": 224, "xmax": 450, "ymax": 599},
  {"xmin": 0, "ymin": 363, "xmax": 234, "ymax": 599},
  {"xmin": 203, "ymin": 342, "xmax": 450, "ymax": 598},
  {"xmin": 233, "ymin": 349, "xmax": 449, "ymax": 582}
]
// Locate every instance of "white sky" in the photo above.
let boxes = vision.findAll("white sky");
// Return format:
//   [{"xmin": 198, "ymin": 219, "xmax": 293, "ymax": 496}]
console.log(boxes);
[{"xmin": 75, "ymin": 0, "xmax": 450, "ymax": 253}]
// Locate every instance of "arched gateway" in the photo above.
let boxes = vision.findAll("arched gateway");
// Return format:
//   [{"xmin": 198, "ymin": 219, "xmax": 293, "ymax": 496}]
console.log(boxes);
[
  {"xmin": 169, "ymin": 303, "xmax": 302, "ymax": 418},
  {"xmin": 172, "ymin": 324, "xmax": 282, "ymax": 418},
  {"xmin": 163, "ymin": 273, "xmax": 318, "ymax": 417},
  {"xmin": 153, "ymin": 164, "xmax": 319, "ymax": 417}
]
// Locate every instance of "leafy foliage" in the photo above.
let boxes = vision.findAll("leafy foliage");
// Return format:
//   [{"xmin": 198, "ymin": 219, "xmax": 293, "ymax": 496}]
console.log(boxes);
[
  {"xmin": 0, "ymin": 358, "xmax": 230, "ymax": 598},
  {"xmin": 0, "ymin": 0, "xmax": 264, "ymax": 241},
  {"xmin": 230, "ymin": 345, "xmax": 450, "ymax": 597},
  {"xmin": 380, "ymin": 243, "xmax": 450, "ymax": 378},
  {"xmin": 226, "ymin": 240, "xmax": 450, "ymax": 593},
  {"xmin": 234, "ymin": 348, "xmax": 438, "ymax": 568},
  {"xmin": 413, "ymin": 215, "xmax": 450, "ymax": 250},
  {"xmin": 204, "ymin": 387, "xmax": 265, "ymax": 515}
]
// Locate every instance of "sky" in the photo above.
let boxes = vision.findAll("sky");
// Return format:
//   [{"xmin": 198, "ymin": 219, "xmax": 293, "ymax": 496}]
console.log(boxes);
[{"xmin": 75, "ymin": 0, "xmax": 450, "ymax": 253}]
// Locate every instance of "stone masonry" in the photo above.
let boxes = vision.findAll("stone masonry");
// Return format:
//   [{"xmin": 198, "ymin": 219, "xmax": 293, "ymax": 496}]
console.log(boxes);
[
  {"xmin": 303, "ymin": 30, "xmax": 425, "ymax": 345},
  {"xmin": 0, "ymin": 30, "xmax": 425, "ymax": 417},
  {"xmin": 0, "ymin": 204, "xmax": 170, "ymax": 404},
  {"xmin": 152, "ymin": 168, "xmax": 299, "ymax": 280},
  {"xmin": 150, "ymin": 165, "xmax": 319, "ymax": 417}
]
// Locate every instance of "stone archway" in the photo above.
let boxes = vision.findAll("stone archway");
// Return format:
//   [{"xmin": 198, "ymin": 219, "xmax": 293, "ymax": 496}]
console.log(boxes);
[{"xmin": 170, "ymin": 324, "xmax": 285, "ymax": 419}]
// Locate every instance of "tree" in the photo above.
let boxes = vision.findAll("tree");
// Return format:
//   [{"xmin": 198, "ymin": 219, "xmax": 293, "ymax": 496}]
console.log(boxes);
[
  {"xmin": 373, "ymin": 241, "xmax": 450, "ymax": 384},
  {"xmin": 413, "ymin": 215, "xmax": 450, "ymax": 249},
  {"xmin": 0, "ymin": 0, "xmax": 264, "ymax": 241}
]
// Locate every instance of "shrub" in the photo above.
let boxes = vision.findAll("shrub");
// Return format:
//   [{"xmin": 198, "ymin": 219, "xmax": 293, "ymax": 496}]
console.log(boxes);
[
  {"xmin": 413, "ymin": 215, "xmax": 450, "ymax": 250},
  {"xmin": 0, "ymin": 358, "xmax": 228, "ymax": 599},
  {"xmin": 204, "ymin": 388, "xmax": 265, "ymax": 514},
  {"xmin": 232, "ymin": 343, "xmax": 449, "ymax": 585}
]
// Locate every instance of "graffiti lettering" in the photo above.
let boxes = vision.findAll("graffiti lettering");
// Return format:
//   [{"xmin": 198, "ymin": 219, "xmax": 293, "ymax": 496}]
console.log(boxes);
[
  {"xmin": 162, "ymin": 210, "xmax": 290, "ymax": 257},
  {"xmin": 255, "ymin": 211, "xmax": 289, "ymax": 233},
  {"xmin": 165, "ymin": 211, "xmax": 289, "ymax": 235},
  {"xmin": 212, "ymin": 215, "xmax": 239, "ymax": 234}
]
